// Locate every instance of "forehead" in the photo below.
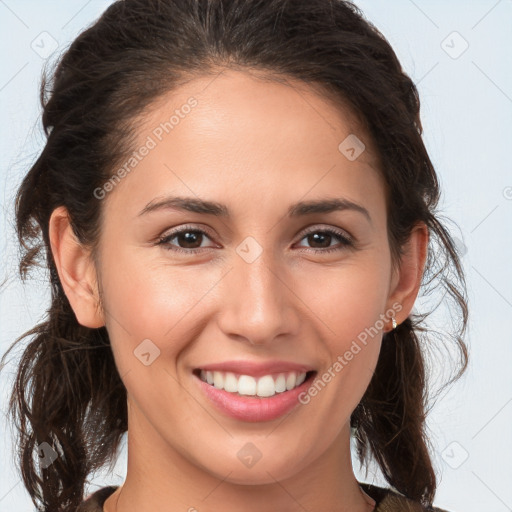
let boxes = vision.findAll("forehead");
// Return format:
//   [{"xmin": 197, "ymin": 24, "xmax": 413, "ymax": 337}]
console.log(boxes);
[
  {"xmin": 104, "ymin": 69, "xmax": 387, "ymax": 221},
  {"xmin": 134, "ymin": 68, "xmax": 381, "ymax": 162}
]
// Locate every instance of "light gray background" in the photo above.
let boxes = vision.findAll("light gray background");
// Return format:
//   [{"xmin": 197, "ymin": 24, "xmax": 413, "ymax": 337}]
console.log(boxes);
[{"xmin": 1, "ymin": 1, "xmax": 511, "ymax": 510}]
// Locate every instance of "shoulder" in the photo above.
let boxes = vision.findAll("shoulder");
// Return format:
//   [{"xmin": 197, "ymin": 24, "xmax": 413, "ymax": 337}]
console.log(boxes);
[
  {"xmin": 76, "ymin": 486, "xmax": 119, "ymax": 512},
  {"xmin": 359, "ymin": 482, "xmax": 453, "ymax": 512}
]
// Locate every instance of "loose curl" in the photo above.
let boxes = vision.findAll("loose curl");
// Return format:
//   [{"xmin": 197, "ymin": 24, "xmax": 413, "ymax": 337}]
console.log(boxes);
[{"xmin": 1, "ymin": 1, "xmax": 468, "ymax": 511}]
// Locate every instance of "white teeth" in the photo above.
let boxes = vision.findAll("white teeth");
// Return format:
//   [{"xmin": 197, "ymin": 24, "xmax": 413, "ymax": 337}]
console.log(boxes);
[
  {"xmin": 296, "ymin": 372, "xmax": 306, "ymax": 386},
  {"xmin": 238, "ymin": 375, "xmax": 257, "ymax": 395},
  {"xmin": 286, "ymin": 372, "xmax": 296, "ymax": 391},
  {"xmin": 199, "ymin": 370, "xmax": 309, "ymax": 396},
  {"xmin": 223, "ymin": 372, "xmax": 238, "ymax": 393},
  {"xmin": 257, "ymin": 375, "xmax": 276, "ymax": 397},
  {"xmin": 275, "ymin": 374, "xmax": 286, "ymax": 393},
  {"xmin": 213, "ymin": 371, "xmax": 224, "ymax": 389}
]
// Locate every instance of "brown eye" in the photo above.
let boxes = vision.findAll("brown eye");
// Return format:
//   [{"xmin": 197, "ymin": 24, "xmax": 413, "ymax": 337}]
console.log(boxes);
[
  {"xmin": 155, "ymin": 225, "xmax": 354, "ymax": 255},
  {"xmin": 172, "ymin": 230, "xmax": 205, "ymax": 249},
  {"xmin": 156, "ymin": 226, "xmax": 216, "ymax": 253},
  {"xmin": 295, "ymin": 227, "xmax": 353, "ymax": 253}
]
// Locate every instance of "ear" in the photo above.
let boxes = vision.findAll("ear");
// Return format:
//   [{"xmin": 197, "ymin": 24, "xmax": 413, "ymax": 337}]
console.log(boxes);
[
  {"xmin": 48, "ymin": 206, "xmax": 105, "ymax": 328},
  {"xmin": 385, "ymin": 222, "xmax": 429, "ymax": 330}
]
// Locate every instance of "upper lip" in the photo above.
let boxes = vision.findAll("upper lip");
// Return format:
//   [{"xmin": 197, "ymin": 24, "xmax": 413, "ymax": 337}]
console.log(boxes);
[{"xmin": 195, "ymin": 360, "xmax": 316, "ymax": 377}]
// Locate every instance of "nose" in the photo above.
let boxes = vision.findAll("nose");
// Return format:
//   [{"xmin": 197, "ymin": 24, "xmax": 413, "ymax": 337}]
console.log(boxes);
[{"xmin": 216, "ymin": 249, "xmax": 300, "ymax": 346}]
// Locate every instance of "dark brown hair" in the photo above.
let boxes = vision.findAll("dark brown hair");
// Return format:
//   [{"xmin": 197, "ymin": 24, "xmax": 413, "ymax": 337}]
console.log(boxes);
[{"xmin": 1, "ymin": 1, "xmax": 468, "ymax": 511}]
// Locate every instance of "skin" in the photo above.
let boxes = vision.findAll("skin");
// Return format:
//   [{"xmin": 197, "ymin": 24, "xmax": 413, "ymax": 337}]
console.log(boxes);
[{"xmin": 49, "ymin": 69, "xmax": 428, "ymax": 512}]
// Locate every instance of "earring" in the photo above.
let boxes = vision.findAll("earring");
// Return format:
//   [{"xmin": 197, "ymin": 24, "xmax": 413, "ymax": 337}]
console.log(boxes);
[{"xmin": 392, "ymin": 317, "xmax": 397, "ymax": 330}]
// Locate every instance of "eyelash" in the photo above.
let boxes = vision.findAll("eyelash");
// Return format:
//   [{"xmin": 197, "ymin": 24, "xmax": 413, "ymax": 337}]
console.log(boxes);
[{"xmin": 155, "ymin": 224, "xmax": 354, "ymax": 255}]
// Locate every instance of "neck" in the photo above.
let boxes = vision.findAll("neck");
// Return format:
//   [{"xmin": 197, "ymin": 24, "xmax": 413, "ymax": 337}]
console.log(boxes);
[{"xmin": 104, "ymin": 405, "xmax": 376, "ymax": 512}]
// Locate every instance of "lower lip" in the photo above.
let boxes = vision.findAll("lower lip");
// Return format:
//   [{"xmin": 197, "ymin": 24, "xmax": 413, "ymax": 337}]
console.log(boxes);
[{"xmin": 195, "ymin": 373, "xmax": 315, "ymax": 422}]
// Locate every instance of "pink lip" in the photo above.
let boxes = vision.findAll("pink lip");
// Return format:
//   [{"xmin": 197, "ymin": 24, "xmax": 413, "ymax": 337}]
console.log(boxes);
[
  {"xmin": 196, "ymin": 359, "xmax": 315, "ymax": 378},
  {"xmin": 193, "ymin": 364, "xmax": 316, "ymax": 423}
]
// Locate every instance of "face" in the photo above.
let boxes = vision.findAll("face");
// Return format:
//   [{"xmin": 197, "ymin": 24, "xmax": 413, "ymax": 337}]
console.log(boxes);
[{"xmin": 91, "ymin": 69, "xmax": 401, "ymax": 484}]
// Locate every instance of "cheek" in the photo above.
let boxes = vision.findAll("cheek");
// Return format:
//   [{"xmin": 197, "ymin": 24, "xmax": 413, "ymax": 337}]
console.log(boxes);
[
  {"xmin": 100, "ymin": 235, "xmax": 390, "ymax": 369},
  {"xmin": 98, "ymin": 249, "xmax": 224, "ymax": 365},
  {"xmin": 299, "ymin": 260, "xmax": 390, "ymax": 338},
  {"xmin": 102, "ymin": 250, "xmax": 187, "ymax": 326},
  {"xmin": 298, "ymin": 260, "xmax": 388, "ymax": 393}
]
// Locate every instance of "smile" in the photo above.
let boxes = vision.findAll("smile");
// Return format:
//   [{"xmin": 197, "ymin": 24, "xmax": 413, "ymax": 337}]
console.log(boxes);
[
  {"xmin": 192, "ymin": 365, "xmax": 317, "ymax": 422},
  {"xmin": 197, "ymin": 369, "xmax": 313, "ymax": 397}
]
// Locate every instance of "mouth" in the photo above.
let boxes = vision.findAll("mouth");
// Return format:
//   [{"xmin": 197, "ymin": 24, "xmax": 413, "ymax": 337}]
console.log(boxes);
[{"xmin": 192, "ymin": 368, "xmax": 317, "ymax": 398}]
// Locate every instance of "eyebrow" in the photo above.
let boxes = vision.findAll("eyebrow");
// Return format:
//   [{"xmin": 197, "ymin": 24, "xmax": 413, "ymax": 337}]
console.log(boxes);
[{"xmin": 138, "ymin": 196, "xmax": 372, "ymax": 224}]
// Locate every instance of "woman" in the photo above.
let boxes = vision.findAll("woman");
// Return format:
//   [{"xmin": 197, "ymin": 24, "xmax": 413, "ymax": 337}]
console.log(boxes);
[{"xmin": 2, "ymin": 0, "xmax": 468, "ymax": 511}]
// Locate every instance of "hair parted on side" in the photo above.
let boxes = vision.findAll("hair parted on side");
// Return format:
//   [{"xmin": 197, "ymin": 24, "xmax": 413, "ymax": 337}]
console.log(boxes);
[{"xmin": 1, "ymin": 1, "xmax": 468, "ymax": 511}]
